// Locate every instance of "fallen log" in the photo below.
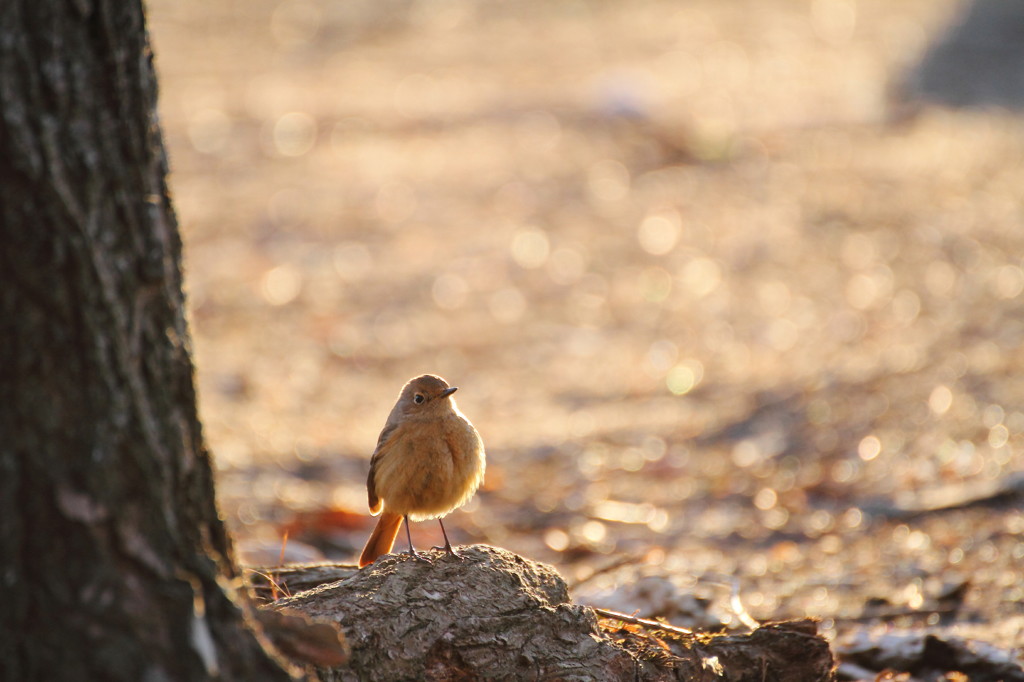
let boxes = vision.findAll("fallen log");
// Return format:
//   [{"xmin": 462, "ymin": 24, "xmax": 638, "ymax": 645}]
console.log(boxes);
[{"xmin": 253, "ymin": 545, "xmax": 834, "ymax": 681}]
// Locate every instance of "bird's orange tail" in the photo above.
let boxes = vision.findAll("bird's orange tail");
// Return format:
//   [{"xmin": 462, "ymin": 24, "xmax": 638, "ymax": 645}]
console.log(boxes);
[{"xmin": 358, "ymin": 512, "xmax": 403, "ymax": 567}]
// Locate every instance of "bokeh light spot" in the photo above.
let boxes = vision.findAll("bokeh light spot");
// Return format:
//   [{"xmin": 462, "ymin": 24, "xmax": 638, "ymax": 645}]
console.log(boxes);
[
  {"xmin": 667, "ymin": 360, "xmax": 703, "ymax": 395},
  {"xmin": 261, "ymin": 264, "xmax": 302, "ymax": 306},
  {"xmin": 754, "ymin": 487, "xmax": 778, "ymax": 510},
  {"xmin": 992, "ymin": 265, "xmax": 1024, "ymax": 300},
  {"xmin": 857, "ymin": 435, "xmax": 881, "ymax": 461},
  {"xmin": 511, "ymin": 228, "xmax": 550, "ymax": 269},
  {"xmin": 272, "ymin": 111, "xmax": 317, "ymax": 157},
  {"xmin": 680, "ymin": 257, "xmax": 722, "ymax": 298},
  {"xmin": 580, "ymin": 520, "xmax": 607, "ymax": 544},
  {"xmin": 988, "ymin": 424, "xmax": 1009, "ymax": 449},
  {"xmin": 929, "ymin": 385, "xmax": 953, "ymax": 415},
  {"xmin": 891, "ymin": 289, "xmax": 921, "ymax": 324},
  {"xmin": 637, "ymin": 210, "xmax": 682, "ymax": 255},
  {"xmin": 544, "ymin": 528, "xmax": 569, "ymax": 552}
]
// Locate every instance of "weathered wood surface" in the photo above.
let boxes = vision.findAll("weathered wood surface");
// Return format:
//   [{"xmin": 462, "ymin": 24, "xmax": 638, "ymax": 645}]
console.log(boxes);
[{"xmin": 258, "ymin": 545, "xmax": 834, "ymax": 681}]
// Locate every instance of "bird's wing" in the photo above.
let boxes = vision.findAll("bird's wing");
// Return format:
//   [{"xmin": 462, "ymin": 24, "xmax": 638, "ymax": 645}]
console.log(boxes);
[{"xmin": 366, "ymin": 420, "xmax": 400, "ymax": 514}]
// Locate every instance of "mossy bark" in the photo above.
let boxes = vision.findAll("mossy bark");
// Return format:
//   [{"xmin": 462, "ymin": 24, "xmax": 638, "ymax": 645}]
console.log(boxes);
[{"xmin": 0, "ymin": 1, "xmax": 294, "ymax": 679}]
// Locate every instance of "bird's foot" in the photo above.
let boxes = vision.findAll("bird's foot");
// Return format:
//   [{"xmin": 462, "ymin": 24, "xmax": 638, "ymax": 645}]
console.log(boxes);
[
  {"xmin": 406, "ymin": 547, "xmax": 434, "ymax": 564},
  {"xmin": 432, "ymin": 542, "xmax": 464, "ymax": 560}
]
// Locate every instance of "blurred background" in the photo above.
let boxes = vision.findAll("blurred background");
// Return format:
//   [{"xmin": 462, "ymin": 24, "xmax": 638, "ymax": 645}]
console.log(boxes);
[{"xmin": 148, "ymin": 0, "xmax": 1024, "ymax": 650}]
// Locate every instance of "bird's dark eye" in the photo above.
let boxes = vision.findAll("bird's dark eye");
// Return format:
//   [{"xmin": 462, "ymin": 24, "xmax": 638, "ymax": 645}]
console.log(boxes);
[{"xmin": 413, "ymin": 394, "xmax": 425, "ymax": 404}]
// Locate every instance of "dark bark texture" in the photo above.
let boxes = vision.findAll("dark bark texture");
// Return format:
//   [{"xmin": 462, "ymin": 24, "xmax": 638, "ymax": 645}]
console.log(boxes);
[
  {"xmin": 266, "ymin": 546, "xmax": 835, "ymax": 681},
  {"xmin": 0, "ymin": 1, "xmax": 292, "ymax": 679}
]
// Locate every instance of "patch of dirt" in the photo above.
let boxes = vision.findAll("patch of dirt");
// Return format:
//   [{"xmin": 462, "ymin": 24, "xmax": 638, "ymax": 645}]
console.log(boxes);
[{"xmin": 148, "ymin": 0, "xmax": 1024, "ymax": 667}]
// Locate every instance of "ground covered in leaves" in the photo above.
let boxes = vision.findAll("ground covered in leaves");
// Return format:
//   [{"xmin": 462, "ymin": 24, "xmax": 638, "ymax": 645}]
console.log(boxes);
[{"xmin": 148, "ymin": 0, "xmax": 1024, "ymax": 677}]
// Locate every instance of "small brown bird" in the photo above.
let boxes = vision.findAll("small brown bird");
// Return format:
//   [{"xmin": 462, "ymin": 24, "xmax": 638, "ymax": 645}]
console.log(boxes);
[{"xmin": 358, "ymin": 374, "xmax": 485, "ymax": 568}]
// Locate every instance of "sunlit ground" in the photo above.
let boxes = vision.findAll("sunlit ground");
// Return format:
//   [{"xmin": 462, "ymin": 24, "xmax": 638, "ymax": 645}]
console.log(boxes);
[{"xmin": 149, "ymin": 0, "xmax": 1024, "ymax": 650}]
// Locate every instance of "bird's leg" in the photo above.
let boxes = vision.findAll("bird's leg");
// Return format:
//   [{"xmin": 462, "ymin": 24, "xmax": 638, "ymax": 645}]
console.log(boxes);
[
  {"xmin": 432, "ymin": 518, "xmax": 464, "ymax": 560},
  {"xmin": 404, "ymin": 515, "xmax": 433, "ymax": 563}
]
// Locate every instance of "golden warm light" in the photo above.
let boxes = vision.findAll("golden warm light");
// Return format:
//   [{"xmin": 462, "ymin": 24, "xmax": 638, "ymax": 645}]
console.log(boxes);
[{"xmin": 150, "ymin": 0, "xmax": 1024, "ymax": 655}]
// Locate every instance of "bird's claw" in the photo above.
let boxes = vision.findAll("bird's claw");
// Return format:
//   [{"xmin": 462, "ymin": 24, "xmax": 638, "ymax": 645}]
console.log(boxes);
[
  {"xmin": 432, "ymin": 543, "xmax": 464, "ymax": 560},
  {"xmin": 406, "ymin": 548, "xmax": 434, "ymax": 564}
]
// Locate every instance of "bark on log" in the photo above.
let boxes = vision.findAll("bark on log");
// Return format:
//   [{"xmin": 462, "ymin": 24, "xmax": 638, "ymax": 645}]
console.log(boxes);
[{"xmin": 262, "ymin": 545, "xmax": 835, "ymax": 681}]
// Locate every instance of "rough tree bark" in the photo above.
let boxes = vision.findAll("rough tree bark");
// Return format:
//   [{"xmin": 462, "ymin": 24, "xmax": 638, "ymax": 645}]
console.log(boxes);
[
  {"xmin": 260, "ymin": 546, "xmax": 836, "ymax": 681},
  {"xmin": 0, "ymin": 1, "xmax": 295, "ymax": 679}
]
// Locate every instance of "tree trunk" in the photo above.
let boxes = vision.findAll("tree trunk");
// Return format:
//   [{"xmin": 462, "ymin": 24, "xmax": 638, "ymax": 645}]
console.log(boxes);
[{"xmin": 0, "ymin": 2, "xmax": 294, "ymax": 679}]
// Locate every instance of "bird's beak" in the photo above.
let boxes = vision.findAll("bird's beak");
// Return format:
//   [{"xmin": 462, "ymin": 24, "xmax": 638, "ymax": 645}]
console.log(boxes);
[{"xmin": 441, "ymin": 387, "xmax": 458, "ymax": 398}]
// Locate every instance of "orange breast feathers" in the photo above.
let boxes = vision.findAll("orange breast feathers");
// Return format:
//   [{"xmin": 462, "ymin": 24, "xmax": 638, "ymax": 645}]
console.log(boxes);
[{"xmin": 368, "ymin": 408, "xmax": 485, "ymax": 522}]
